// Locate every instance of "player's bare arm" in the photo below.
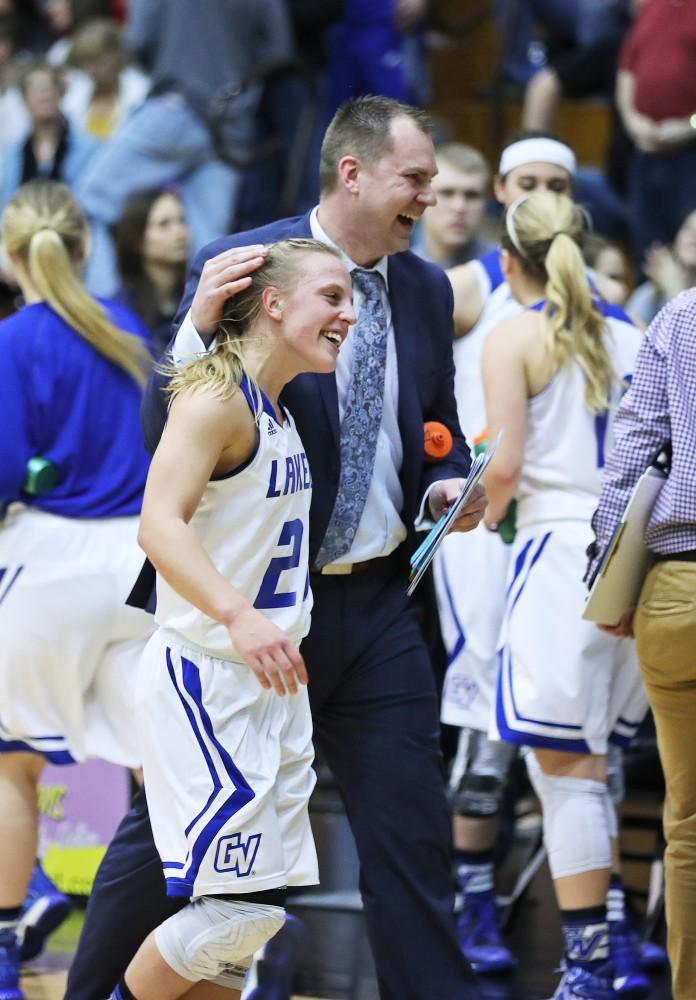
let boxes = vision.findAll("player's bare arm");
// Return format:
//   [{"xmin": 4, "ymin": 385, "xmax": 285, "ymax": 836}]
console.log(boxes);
[
  {"xmin": 191, "ymin": 245, "xmax": 269, "ymax": 340},
  {"xmin": 481, "ymin": 317, "xmax": 529, "ymax": 525},
  {"xmin": 447, "ymin": 260, "xmax": 485, "ymax": 339},
  {"xmin": 138, "ymin": 388, "xmax": 307, "ymax": 696}
]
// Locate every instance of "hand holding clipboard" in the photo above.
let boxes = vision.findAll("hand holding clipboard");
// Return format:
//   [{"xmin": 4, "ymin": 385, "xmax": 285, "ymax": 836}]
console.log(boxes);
[{"xmin": 408, "ymin": 433, "xmax": 500, "ymax": 596}]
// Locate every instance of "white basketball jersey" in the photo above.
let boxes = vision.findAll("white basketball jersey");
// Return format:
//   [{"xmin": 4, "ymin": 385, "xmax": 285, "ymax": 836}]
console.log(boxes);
[
  {"xmin": 516, "ymin": 302, "xmax": 643, "ymax": 530},
  {"xmin": 453, "ymin": 249, "xmax": 522, "ymax": 442},
  {"xmin": 155, "ymin": 378, "xmax": 313, "ymax": 657}
]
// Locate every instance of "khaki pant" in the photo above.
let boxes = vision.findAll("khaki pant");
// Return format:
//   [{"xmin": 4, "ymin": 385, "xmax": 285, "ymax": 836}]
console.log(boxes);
[{"xmin": 635, "ymin": 560, "xmax": 696, "ymax": 1000}]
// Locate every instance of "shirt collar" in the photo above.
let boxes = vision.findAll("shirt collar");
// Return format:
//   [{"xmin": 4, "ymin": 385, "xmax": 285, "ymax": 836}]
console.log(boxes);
[{"xmin": 310, "ymin": 206, "xmax": 390, "ymax": 290}]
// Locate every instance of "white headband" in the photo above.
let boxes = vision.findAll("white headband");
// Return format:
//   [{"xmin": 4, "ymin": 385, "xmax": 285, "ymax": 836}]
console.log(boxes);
[{"xmin": 499, "ymin": 138, "xmax": 576, "ymax": 178}]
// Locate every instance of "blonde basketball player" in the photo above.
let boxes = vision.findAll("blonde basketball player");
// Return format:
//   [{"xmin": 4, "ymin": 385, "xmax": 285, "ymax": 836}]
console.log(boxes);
[
  {"xmin": 482, "ymin": 192, "xmax": 648, "ymax": 999},
  {"xmin": 113, "ymin": 240, "xmax": 355, "ymax": 1000}
]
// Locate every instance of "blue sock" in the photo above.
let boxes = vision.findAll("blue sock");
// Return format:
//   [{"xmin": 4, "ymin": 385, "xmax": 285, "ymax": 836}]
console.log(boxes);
[
  {"xmin": 109, "ymin": 979, "xmax": 137, "ymax": 1000},
  {"xmin": 454, "ymin": 849, "xmax": 495, "ymax": 899},
  {"xmin": 560, "ymin": 905, "xmax": 609, "ymax": 972}
]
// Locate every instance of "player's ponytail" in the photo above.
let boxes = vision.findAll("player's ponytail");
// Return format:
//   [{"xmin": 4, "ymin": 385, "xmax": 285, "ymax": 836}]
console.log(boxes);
[
  {"xmin": 1, "ymin": 180, "xmax": 151, "ymax": 387},
  {"xmin": 167, "ymin": 238, "xmax": 342, "ymax": 409},
  {"xmin": 502, "ymin": 191, "xmax": 617, "ymax": 413}
]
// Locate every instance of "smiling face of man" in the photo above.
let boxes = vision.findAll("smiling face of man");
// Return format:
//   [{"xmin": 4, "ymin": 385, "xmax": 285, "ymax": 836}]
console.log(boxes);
[{"xmin": 350, "ymin": 116, "xmax": 438, "ymax": 261}]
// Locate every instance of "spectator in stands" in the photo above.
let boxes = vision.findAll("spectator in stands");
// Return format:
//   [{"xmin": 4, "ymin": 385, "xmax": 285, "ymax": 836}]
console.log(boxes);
[
  {"xmin": 0, "ymin": 15, "xmax": 29, "ymax": 155},
  {"xmin": 326, "ymin": 0, "xmax": 429, "ymax": 118},
  {"xmin": 494, "ymin": 0, "xmax": 630, "ymax": 86},
  {"xmin": 588, "ymin": 287, "xmax": 696, "ymax": 1000},
  {"xmin": 234, "ymin": 0, "xmax": 345, "ymax": 230},
  {"xmin": 584, "ymin": 232, "xmax": 633, "ymax": 307},
  {"xmin": 113, "ymin": 186, "xmax": 189, "ymax": 358},
  {"xmin": 76, "ymin": 0, "xmax": 293, "ymax": 300},
  {"xmin": 0, "ymin": 59, "xmax": 98, "ymax": 212},
  {"xmin": 625, "ymin": 208, "xmax": 696, "ymax": 326},
  {"xmin": 616, "ymin": 0, "xmax": 696, "ymax": 266},
  {"xmin": 521, "ymin": 8, "xmax": 630, "ymax": 131},
  {"xmin": 412, "ymin": 143, "xmax": 494, "ymax": 268},
  {"xmin": 62, "ymin": 18, "xmax": 148, "ymax": 140},
  {"xmin": 41, "ymin": 0, "xmax": 113, "ymax": 64}
]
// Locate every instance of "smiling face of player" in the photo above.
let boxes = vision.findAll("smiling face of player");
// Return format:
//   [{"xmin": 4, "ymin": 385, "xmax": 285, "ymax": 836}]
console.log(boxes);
[
  {"xmin": 272, "ymin": 252, "xmax": 356, "ymax": 376},
  {"xmin": 494, "ymin": 161, "xmax": 573, "ymax": 207},
  {"xmin": 352, "ymin": 116, "xmax": 438, "ymax": 261}
]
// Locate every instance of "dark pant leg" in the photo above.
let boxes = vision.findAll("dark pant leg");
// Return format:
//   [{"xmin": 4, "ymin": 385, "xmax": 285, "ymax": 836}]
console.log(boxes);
[
  {"xmin": 65, "ymin": 786, "xmax": 184, "ymax": 1000},
  {"xmin": 305, "ymin": 569, "xmax": 480, "ymax": 1000}
]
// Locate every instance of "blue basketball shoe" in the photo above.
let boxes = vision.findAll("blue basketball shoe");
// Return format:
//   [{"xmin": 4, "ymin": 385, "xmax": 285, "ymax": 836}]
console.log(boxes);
[
  {"xmin": 456, "ymin": 890, "xmax": 516, "ymax": 974},
  {"xmin": 550, "ymin": 961, "xmax": 615, "ymax": 1000},
  {"xmin": 244, "ymin": 913, "xmax": 306, "ymax": 1000},
  {"xmin": 18, "ymin": 862, "xmax": 71, "ymax": 962},
  {"xmin": 638, "ymin": 937, "xmax": 668, "ymax": 970},
  {"xmin": 0, "ymin": 929, "xmax": 22, "ymax": 1000},
  {"xmin": 609, "ymin": 919, "xmax": 650, "ymax": 998}
]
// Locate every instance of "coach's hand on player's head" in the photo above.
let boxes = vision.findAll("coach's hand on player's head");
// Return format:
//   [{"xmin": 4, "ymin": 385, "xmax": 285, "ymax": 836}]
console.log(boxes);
[
  {"xmin": 225, "ymin": 604, "xmax": 307, "ymax": 696},
  {"xmin": 191, "ymin": 245, "xmax": 269, "ymax": 339},
  {"xmin": 428, "ymin": 479, "xmax": 487, "ymax": 533}
]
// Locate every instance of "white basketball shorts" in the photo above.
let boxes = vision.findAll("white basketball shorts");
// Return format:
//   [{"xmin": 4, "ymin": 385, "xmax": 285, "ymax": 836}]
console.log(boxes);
[
  {"xmin": 492, "ymin": 522, "xmax": 648, "ymax": 755},
  {"xmin": 0, "ymin": 505, "xmax": 153, "ymax": 768},
  {"xmin": 136, "ymin": 629, "xmax": 319, "ymax": 899},
  {"xmin": 434, "ymin": 522, "xmax": 511, "ymax": 731}
]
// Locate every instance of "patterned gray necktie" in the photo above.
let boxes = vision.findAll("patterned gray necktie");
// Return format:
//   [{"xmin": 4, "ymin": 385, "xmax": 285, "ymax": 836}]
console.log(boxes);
[{"xmin": 314, "ymin": 268, "xmax": 388, "ymax": 568}]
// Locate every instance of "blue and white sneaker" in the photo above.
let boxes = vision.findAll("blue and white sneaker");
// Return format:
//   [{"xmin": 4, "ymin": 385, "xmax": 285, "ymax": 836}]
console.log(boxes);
[
  {"xmin": 0, "ymin": 929, "xmax": 22, "ymax": 1000},
  {"xmin": 18, "ymin": 862, "xmax": 71, "ymax": 962},
  {"xmin": 609, "ymin": 920, "xmax": 650, "ymax": 998},
  {"xmin": 244, "ymin": 914, "xmax": 306, "ymax": 1000},
  {"xmin": 638, "ymin": 937, "xmax": 668, "ymax": 970},
  {"xmin": 456, "ymin": 891, "xmax": 516, "ymax": 974},
  {"xmin": 550, "ymin": 961, "xmax": 615, "ymax": 999}
]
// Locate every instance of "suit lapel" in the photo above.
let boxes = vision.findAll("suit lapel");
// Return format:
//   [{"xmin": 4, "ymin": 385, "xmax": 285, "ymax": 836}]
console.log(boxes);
[
  {"xmin": 388, "ymin": 257, "xmax": 421, "ymax": 505},
  {"xmin": 316, "ymin": 373, "xmax": 340, "ymax": 449}
]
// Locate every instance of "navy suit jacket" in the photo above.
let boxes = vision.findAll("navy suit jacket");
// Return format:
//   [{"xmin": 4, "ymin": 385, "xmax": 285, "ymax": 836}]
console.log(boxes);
[{"xmin": 139, "ymin": 211, "xmax": 471, "ymax": 579}]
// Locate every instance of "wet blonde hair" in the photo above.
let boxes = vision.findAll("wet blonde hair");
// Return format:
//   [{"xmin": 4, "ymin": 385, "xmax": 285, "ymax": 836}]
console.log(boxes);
[
  {"xmin": 502, "ymin": 190, "xmax": 617, "ymax": 412},
  {"xmin": 167, "ymin": 238, "xmax": 342, "ymax": 406},
  {"xmin": 2, "ymin": 180, "xmax": 151, "ymax": 386}
]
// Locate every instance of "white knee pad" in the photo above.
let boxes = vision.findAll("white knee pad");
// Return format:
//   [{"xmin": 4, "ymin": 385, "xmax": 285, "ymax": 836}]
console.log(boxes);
[
  {"xmin": 155, "ymin": 896, "xmax": 285, "ymax": 989},
  {"xmin": 525, "ymin": 754, "xmax": 612, "ymax": 880}
]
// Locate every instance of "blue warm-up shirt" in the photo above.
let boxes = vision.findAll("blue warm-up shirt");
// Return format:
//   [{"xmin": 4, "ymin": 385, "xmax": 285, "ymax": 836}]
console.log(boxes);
[{"xmin": 1, "ymin": 299, "xmax": 151, "ymax": 517}]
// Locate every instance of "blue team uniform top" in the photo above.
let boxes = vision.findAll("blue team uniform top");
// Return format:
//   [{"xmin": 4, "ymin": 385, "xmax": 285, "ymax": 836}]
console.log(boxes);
[
  {"xmin": 1, "ymin": 299, "xmax": 151, "ymax": 518},
  {"xmin": 479, "ymin": 247, "xmax": 504, "ymax": 292}
]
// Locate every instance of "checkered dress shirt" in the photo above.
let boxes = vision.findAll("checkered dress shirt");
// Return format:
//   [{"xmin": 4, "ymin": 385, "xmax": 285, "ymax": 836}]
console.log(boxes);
[{"xmin": 588, "ymin": 288, "xmax": 696, "ymax": 578}]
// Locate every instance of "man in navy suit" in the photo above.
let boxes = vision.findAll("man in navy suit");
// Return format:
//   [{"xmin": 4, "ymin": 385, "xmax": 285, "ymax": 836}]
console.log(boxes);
[{"xmin": 66, "ymin": 96, "xmax": 485, "ymax": 1000}]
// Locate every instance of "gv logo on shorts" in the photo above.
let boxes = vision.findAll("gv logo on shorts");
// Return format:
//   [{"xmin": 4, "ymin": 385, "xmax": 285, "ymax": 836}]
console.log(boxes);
[{"xmin": 214, "ymin": 832, "xmax": 262, "ymax": 876}]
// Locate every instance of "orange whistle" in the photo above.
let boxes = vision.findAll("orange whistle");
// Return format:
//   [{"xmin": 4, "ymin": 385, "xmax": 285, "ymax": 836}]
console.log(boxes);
[{"xmin": 424, "ymin": 421, "xmax": 453, "ymax": 461}]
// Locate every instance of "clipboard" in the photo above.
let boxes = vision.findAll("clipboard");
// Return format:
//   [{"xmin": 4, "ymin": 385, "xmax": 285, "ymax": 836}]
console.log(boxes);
[
  {"xmin": 407, "ymin": 434, "xmax": 500, "ymax": 596},
  {"xmin": 583, "ymin": 462, "xmax": 667, "ymax": 625}
]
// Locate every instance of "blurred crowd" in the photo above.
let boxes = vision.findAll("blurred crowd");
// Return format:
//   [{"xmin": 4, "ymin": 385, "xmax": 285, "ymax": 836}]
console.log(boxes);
[{"xmin": 1, "ymin": 0, "xmax": 694, "ymax": 338}]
